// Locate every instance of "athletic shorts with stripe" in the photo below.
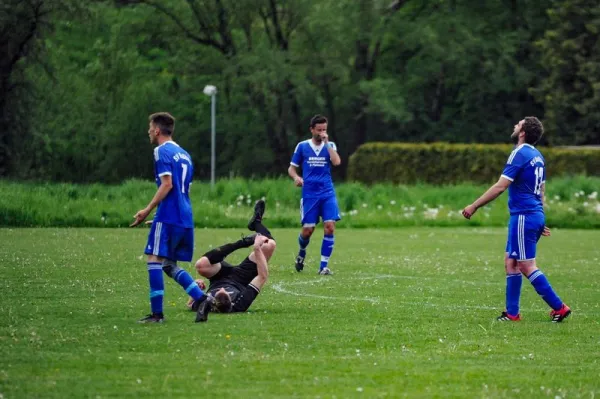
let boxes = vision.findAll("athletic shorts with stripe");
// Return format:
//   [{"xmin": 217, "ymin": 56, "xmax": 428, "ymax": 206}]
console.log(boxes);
[
  {"xmin": 505, "ymin": 211, "xmax": 545, "ymax": 261},
  {"xmin": 144, "ymin": 221, "xmax": 194, "ymax": 262}
]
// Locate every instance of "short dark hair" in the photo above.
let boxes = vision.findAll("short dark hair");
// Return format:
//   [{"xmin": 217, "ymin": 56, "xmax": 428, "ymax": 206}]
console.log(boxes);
[
  {"xmin": 310, "ymin": 114, "xmax": 328, "ymax": 129},
  {"xmin": 213, "ymin": 290, "xmax": 233, "ymax": 313},
  {"xmin": 149, "ymin": 112, "xmax": 175, "ymax": 136},
  {"xmin": 522, "ymin": 116, "xmax": 544, "ymax": 145}
]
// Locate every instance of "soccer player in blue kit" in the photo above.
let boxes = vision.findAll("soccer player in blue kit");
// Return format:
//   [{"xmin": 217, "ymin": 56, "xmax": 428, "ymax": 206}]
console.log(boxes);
[
  {"xmin": 462, "ymin": 117, "xmax": 571, "ymax": 322},
  {"xmin": 131, "ymin": 112, "xmax": 211, "ymax": 323},
  {"xmin": 288, "ymin": 115, "xmax": 342, "ymax": 275}
]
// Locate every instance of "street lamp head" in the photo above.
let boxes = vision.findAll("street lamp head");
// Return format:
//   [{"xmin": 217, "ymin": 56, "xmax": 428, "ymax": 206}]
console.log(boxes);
[{"xmin": 203, "ymin": 85, "xmax": 217, "ymax": 96}]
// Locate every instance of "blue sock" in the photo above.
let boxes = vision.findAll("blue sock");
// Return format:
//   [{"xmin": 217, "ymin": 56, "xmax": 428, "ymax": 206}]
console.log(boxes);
[
  {"xmin": 298, "ymin": 234, "xmax": 310, "ymax": 259},
  {"xmin": 148, "ymin": 262, "xmax": 164, "ymax": 314},
  {"xmin": 173, "ymin": 268, "xmax": 206, "ymax": 301},
  {"xmin": 527, "ymin": 269, "xmax": 563, "ymax": 311},
  {"xmin": 505, "ymin": 273, "xmax": 522, "ymax": 316},
  {"xmin": 320, "ymin": 234, "xmax": 335, "ymax": 270}
]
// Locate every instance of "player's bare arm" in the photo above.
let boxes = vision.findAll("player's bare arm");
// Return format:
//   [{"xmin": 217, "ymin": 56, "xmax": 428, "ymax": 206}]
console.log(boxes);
[
  {"xmin": 130, "ymin": 174, "xmax": 173, "ymax": 227},
  {"xmin": 320, "ymin": 132, "xmax": 341, "ymax": 166},
  {"xmin": 462, "ymin": 176, "xmax": 512, "ymax": 219},
  {"xmin": 249, "ymin": 234, "xmax": 270, "ymax": 290},
  {"xmin": 288, "ymin": 165, "xmax": 304, "ymax": 186}
]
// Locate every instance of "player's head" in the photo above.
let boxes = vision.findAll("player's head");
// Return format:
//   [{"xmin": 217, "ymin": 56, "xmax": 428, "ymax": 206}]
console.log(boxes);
[
  {"xmin": 213, "ymin": 288, "xmax": 233, "ymax": 313},
  {"xmin": 511, "ymin": 117, "xmax": 544, "ymax": 145},
  {"xmin": 310, "ymin": 114, "xmax": 328, "ymax": 143},
  {"xmin": 148, "ymin": 112, "xmax": 175, "ymax": 144}
]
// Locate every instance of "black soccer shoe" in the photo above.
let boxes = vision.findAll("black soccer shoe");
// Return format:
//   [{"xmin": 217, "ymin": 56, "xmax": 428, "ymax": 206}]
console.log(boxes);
[
  {"xmin": 248, "ymin": 200, "xmax": 266, "ymax": 231},
  {"xmin": 138, "ymin": 313, "xmax": 164, "ymax": 323},
  {"xmin": 295, "ymin": 255, "xmax": 305, "ymax": 272},
  {"xmin": 241, "ymin": 233, "xmax": 258, "ymax": 247},
  {"xmin": 195, "ymin": 297, "xmax": 212, "ymax": 323}
]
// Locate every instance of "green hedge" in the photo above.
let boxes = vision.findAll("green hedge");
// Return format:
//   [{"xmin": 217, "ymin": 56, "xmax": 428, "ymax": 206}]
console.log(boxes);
[{"xmin": 347, "ymin": 143, "xmax": 600, "ymax": 184}]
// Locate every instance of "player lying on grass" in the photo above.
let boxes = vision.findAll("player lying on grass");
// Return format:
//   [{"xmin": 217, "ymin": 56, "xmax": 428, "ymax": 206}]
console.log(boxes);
[{"xmin": 189, "ymin": 200, "xmax": 276, "ymax": 321}]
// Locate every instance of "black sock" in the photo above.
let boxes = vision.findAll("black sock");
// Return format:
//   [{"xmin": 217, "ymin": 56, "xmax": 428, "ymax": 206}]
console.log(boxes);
[
  {"xmin": 203, "ymin": 240, "xmax": 247, "ymax": 264},
  {"xmin": 254, "ymin": 221, "xmax": 273, "ymax": 240}
]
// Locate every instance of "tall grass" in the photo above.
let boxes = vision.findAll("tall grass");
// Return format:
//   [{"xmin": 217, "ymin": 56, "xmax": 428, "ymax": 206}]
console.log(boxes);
[{"xmin": 1, "ymin": 177, "xmax": 599, "ymax": 228}]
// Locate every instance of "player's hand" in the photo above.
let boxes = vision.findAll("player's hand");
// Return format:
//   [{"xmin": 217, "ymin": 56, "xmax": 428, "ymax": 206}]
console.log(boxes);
[
  {"xmin": 294, "ymin": 176, "xmax": 304, "ymax": 187},
  {"xmin": 541, "ymin": 226, "xmax": 551, "ymax": 237},
  {"xmin": 462, "ymin": 204, "xmax": 477, "ymax": 220},
  {"xmin": 130, "ymin": 208, "xmax": 151, "ymax": 227},
  {"xmin": 194, "ymin": 278, "xmax": 206, "ymax": 290},
  {"xmin": 253, "ymin": 234, "xmax": 269, "ymax": 250},
  {"xmin": 320, "ymin": 132, "xmax": 329, "ymax": 144}
]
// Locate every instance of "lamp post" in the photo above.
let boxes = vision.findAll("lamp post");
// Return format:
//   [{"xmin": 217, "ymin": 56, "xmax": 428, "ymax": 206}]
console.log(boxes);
[{"xmin": 203, "ymin": 85, "xmax": 217, "ymax": 187}]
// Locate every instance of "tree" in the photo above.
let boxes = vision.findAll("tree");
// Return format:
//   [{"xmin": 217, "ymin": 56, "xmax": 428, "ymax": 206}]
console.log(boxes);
[{"xmin": 532, "ymin": 0, "xmax": 600, "ymax": 145}]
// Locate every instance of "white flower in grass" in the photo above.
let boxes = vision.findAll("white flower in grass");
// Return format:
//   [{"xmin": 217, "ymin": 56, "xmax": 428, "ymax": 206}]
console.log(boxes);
[
  {"xmin": 276, "ymin": 202, "xmax": 280, "ymax": 207},
  {"xmin": 377, "ymin": 205, "xmax": 383, "ymax": 210},
  {"xmin": 237, "ymin": 195, "xmax": 244, "ymax": 201},
  {"xmin": 553, "ymin": 195, "xmax": 560, "ymax": 201},
  {"xmin": 574, "ymin": 192, "xmax": 581, "ymax": 198},
  {"xmin": 362, "ymin": 203, "xmax": 368, "ymax": 208},
  {"xmin": 596, "ymin": 203, "xmax": 600, "ymax": 213},
  {"xmin": 579, "ymin": 190, "xmax": 585, "ymax": 195},
  {"xmin": 583, "ymin": 202, "xmax": 589, "ymax": 207},
  {"xmin": 424, "ymin": 208, "xmax": 439, "ymax": 219},
  {"xmin": 409, "ymin": 206, "xmax": 416, "ymax": 211},
  {"xmin": 261, "ymin": 196, "xmax": 266, "ymax": 201},
  {"xmin": 588, "ymin": 191, "xmax": 598, "ymax": 200},
  {"xmin": 246, "ymin": 198, "xmax": 252, "ymax": 204},
  {"xmin": 390, "ymin": 200, "xmax": 396, "ymax": 205},
  {"xmin": 237, "ymin": 202, "xmax": 242, "ymax": 207}
]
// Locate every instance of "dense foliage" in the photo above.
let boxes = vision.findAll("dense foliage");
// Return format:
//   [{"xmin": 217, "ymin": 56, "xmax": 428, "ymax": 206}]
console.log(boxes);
[
  {"xmin": 348, "ymin": 143, "xmax": 600, "ymax": 184},
  {"xmin": 2, "ymin": 0, "xmax": 599, "ymax": 182}
]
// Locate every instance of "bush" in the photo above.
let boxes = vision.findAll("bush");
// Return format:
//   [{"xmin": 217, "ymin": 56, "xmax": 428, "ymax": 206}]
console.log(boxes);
[{"xmin": 348, "ymin": 143, "xmax": 600, "ymax": 184}]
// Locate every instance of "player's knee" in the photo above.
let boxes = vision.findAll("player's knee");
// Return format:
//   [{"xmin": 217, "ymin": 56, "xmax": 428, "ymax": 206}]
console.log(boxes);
[
  {"xmin": 302, "ymin": 227, "xmax": 315, "ymax": 238},
  {"xmin": 324, "ymin": 222, "xmax": 335, "ymax": 235},
  {"xmin": 195, "ymin": 257, "xmax": 211, "ymax": 274},
  {"xmin": 263, "ymin": 240, "xmax": 277, "ymax": 259}
]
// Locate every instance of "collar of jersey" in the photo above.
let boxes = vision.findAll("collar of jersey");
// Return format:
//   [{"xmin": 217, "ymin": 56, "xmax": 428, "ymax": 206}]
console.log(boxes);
[
  {"xmin": 308, "ymin": 139, "xmax": 325, "ymax": 153},
  {"xmin": 158, "ymin": 141, "xmax": 180, "ymax": 148}
]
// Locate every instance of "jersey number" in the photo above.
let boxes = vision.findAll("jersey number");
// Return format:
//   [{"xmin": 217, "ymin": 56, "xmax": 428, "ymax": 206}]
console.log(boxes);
[
  {"xmin": 181, "ymin": 164, "xmax": 188, "ymax": 193},
  {"xmin": 534, "ymin": 166, "xmax": 544, "ymax": 195}
]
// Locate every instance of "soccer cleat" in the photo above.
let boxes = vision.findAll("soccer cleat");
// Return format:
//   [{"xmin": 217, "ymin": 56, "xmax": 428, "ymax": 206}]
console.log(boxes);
[
  {"xmin": 550, "ymin": 304, "xmax": 571, "ymax": 323},
  {"xmin": 319, "ymin": 267, "xmax": 333, "ymax": 275},
  {"xmin": 295, "ymin": 255, "xmax": 305, "ymax": 272},
  {"xmin": 496, "ymin": 311, "xmax": 521, "ymax": 321},
  {"xmin": 138, "ymin": 313, "xmax": 164, "ymax": 323},
  {"xmin": 248, "ymin": 199, "xmax": 266, "ymax": 231},
  {"xmin": 194, "ymin": 297, "xmax": 212, "ymax": 323},
  {"xmin": 240, "ymin": 233, "xmax": 258, "ymax": 247}
]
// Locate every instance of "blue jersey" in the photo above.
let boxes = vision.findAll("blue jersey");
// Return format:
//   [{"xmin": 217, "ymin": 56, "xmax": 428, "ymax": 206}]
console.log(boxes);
[
  {"xmin": 153, "ymin": 141, "xmax": 194, "ymax": 228},
  {"xmin": 290, "ymin": 139, "xmax": 337, "ymax": 199},
  {"xmin": 501, "ymin": 143, "xmax": 545, "ymax": 215}
]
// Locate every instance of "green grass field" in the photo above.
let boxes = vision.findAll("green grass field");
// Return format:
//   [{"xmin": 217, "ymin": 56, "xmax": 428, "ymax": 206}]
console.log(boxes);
[{"xmin": 1, "ymin": 227, "xmax": 599, "ymax": 398}]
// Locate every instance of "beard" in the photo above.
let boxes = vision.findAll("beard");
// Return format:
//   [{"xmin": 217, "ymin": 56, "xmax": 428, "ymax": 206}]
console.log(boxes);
[
  {"xmin": 313, "ymin": 134, "xmax": 322, "ymax": 143},
  {"xmin": 511, "ymin": 132, "xmax": 519, "ymax": 144}
]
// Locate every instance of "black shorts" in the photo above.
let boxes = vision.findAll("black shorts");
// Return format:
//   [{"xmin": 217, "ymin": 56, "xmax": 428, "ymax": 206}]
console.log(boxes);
[{"xmin": 209, "ymin": 256, "xmax": 257, "ymax": 287}]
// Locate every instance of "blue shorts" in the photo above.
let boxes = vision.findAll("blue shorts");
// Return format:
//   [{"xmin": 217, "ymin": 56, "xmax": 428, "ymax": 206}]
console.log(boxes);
[
  {"xmin": 144, "ymin": 221, "xmax": 194, "ymax": 262},
  {"xmin": 300, "ymin": 196, "xmax": 341, "ymax": 227},
  {"xmin": 506, "ymin": 212, "xmax": 545, "ymax": 261}
]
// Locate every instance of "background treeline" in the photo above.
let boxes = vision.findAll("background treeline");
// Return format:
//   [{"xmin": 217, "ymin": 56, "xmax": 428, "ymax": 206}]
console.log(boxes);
[{"xmin": 2, "ymin": 0, "xmax": 600, "ymax": 183}]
